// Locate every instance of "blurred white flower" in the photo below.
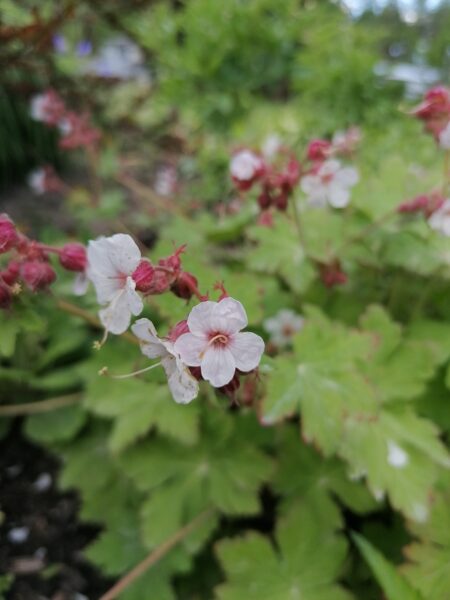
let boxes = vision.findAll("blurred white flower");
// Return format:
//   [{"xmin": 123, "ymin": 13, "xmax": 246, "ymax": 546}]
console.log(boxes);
[
  {"xmin": 230, "ymin": 150, "xmax": 263, "ymax": 183},
  {"xmin": 439, "ymin": 122, "xmax": 450, "ymax": 150},
  {"xmin": 301, "ymin": 159, "xmax": 359, "ymax": 208},
  {"xmin": 174, "ymin": 298, "xmax": 264, "ymax": 388},
  {"xmin": 27, "ymin": 169, "xmax": 46, "ymax": 195},
  {"xmin": 387, "ymin": 440, "xmax": 409, "ymax": 468},
  {"xmin": 87, "ymin": 234, "xmax": 143, "ymax": 335},
  {"xmin": 428, "ymin": 199, "xmax": 450, "ymax": 237},
  {"xmin": 262, "ymin": 134, "xmax": 282, "ymax": 159},
  {"xmin": 132, "ymin": 318, "xmax": 199, "ymax": 404},
  {"xmin": 264, "ymin": 309, "xmax": 304, "ymax": 348}
]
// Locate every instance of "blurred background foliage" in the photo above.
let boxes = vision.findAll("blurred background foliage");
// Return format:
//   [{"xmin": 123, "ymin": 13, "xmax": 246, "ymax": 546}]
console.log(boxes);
[{"xmin": 1, "ymin": 0, "xmax": 449, "ymax": 187}]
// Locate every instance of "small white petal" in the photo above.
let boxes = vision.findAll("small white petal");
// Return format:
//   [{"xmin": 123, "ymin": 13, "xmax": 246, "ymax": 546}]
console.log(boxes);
[
  {"xmin": 99, "ymin": 289, "xmax": 134, "ymax": 335},
  {"xmin": 162, "ymin": 355, "xmax": 199, "ymax": 404},
  {"xmin": 335, "ymin": 166, "xmax": 359, "ymax": 187},
  {"xmin": 210, "ymin": 297, "xmax": 248, "ymax": 334},
  {"xmin": 132, "ymin": 318, "xmax": 168, "ymax": 359},
  {"xmin": 301, "ymin": 175, "xmax": 320, "ymax": 195},
  {"xmin": 201, "ymin": 346, "xmax": 236, "ymax": 387},
  {"xmin": 229, "ymin": 332, "xmax": 265, "ymax": 372},
  {"xmin": 124, "ymin": 277, "xmax": 143, "ymax": 316},
  {"xmin": 73, "ymin": 272, "xmax": 89, "ymax": 296},
  {"xmin": 186, "ymin": 301, "xmax": 217, "ymax": 336},
  {"xmin": 328, "ymin": 184, "xmax": 350, "ymax": 208},
  {"xmin": 387, "ymin": 441, "xmax": 409, "ymax": 468},
  {"xmin": 174, "ymin": 333, "xmax": 207, "ymax": 367}
]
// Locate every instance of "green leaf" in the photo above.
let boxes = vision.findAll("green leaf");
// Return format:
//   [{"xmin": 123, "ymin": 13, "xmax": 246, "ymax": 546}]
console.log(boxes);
[
  {"xmin": 24, "ymin": 403, "xmax": 87, "ymax": 444},
  {"xmin": 352, "ymin": 533, "xmax": 424, "ymax": 600},
  {"xmin": 215, "ymin": 499, "xmax": 353, "ymax": 600},
  {"xmin": 120, "ymin": 410, "xmax": 272, "ymax": 549},
  {"xmin": 0, "ymin": 319, "xmax": 18, "ymax": 357}
]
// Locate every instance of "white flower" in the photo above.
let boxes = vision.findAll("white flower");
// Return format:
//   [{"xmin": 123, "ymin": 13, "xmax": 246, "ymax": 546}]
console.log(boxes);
[
  {"xmin": 230, "ymin": 150, "xmax": 263, "ymax": 182},
  {"xmin": 30, "ymin": 94, "xmax": 48, "ymax": 121},
  {"xmin": 301, "ymin": 159, "xmax": 359, "ymax": 208},
  {"xmin": 27, "ymin": 169, "xmax": 46, "ymax": 194},
  {"xmin": 262, "ymin": 134, "xmax": 282, "ymax": 159},
  {"xmin": 428, "ymin": 199, "xmax": 450, "ymax": 237},
  {"xmin": 132, "ymin": 318, "xmax": 199, "ymax": 404},
  {"xmin": 439, "ymin": 122, "xmax": 450, "ymax": 150},
  {"xmin": 174, "ymin": 298, "xmax": 265, "ymax": 388},
  {"xmin": 264, "ymin": 309, "xmax": 304, "ymax": 348},
  {"xmin": 86, "ymin": 234, "xmax": 143, "ymax": 335},
  {"xmin": 387, "ymin": 440, "xmax": 409, "ymax": 468}
]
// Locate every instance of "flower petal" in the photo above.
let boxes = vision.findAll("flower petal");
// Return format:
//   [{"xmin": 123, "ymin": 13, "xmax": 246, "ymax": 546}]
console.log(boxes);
[
  {"xmin": 132, "ymin": 318, "xmax": 167, "ymax": 359},
  {"xmin": 125, "ymin": 277, "xmax": 143, "ymax": 316},
  {"xmin": 99, "ymin": 290, "xmax": 132, "ymax": 335},
  {"xmin": 210, "ymin": 297, "xmax": 248, "ymax": 334},
  {"xmin": 162, "ymin": 356, "xmax": 199, "ymax": 404},
  {"xmin": 186, "ymin": 301, "xmax": 217, "ymax": 336},
  {"xmin": 73, "ymin": 272, "xmax": 89, "ymax": 296},
  {"xmin": 107, "ymin": 234, "xmax": 141, "ymax": 275},
  {"xmin": 229, "ymin": 332, "xmax": 264, "ymax": 372},
  {"xmin": 300, "ymin": 175, "xmax": 319, "ymax": 195},
  {"xmin": 328, "ymin": 185, "xmax": 350, "ymax": 208},
  {"xmin": 201, "ymin": 346, "xmax": 236, "ymax": 387},
  {"xmin": 335, "ymin": 166, "xmax": 359, "ymax": 187},
  {"xmin": 174, "ymin": 333, "xmax": 207, "ymax": 367}
]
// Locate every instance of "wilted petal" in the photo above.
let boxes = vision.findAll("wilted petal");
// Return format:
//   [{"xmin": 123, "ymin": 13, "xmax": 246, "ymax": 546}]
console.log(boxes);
[
  {"xmin": 132, "ymin": 318, "xmax": 167, "ymax": 359},
  {"xmin": 174, "ymin": 333, "xmax": 207, "ymax": 367},
  {"xmin": 201, "ymin": 346, "xmax": 236, "ymax": 387},
  {"xmin": 162, "ymin": 356, "xmax": 199, "ymax": 404},
  {"xmin": 229, "ymin": 332, "xmax": 264, "ymax": 372}
]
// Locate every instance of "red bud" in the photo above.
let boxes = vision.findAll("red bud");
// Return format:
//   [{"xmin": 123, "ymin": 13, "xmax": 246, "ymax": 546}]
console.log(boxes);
[
  {"xmin": 59, "ymin": 243, "xmax": 87, "ymax": 272},
  {"xmin": 132, "ymin": 260, "xmax": 155, "ymax": 292},
  {"xmin": 0, "ymin": 214, "xmax": 18, "ymax": 254},
  {"xmin": 0, "ymin": 279, "xmax": 12, "ymax": 309},
  {"xmin": 21, "ymin": 260, "xmax": 56, "ymax": 291},
  {"xmin": 171, "ymin": 271, "xmax": 198, "ymax": 300}
]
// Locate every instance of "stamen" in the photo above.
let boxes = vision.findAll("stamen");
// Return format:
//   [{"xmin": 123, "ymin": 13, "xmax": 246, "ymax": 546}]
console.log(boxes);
[
  {"xmin": 99, "ymin": 361, "xmax": 163, "ymax": 380},
  {"xmin": 208, "ymin": 334, "xmax": 228, "ymax": 346}
]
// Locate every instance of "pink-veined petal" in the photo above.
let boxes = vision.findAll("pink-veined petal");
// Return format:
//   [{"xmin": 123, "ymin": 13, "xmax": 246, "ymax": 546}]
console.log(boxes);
[
  {"xmin": 174, "ymin": 333, "xmax": 207, "ymax": 367},
  {"xmin": 210, "ymin": 297, "xmax": 248, "ymax": 334},
  {"xmin": 186, "ymin": 301, "xmax": 216, "ymax": 336},
  {"xmin": 201, "ymin": 346, "xmax": 236, "ymax": 387},
  {"xmin": 229, "ymin": 332, "xmax": 265, "ymax": 372}
]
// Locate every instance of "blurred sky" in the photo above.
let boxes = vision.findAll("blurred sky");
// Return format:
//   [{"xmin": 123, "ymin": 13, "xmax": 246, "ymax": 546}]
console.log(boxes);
[{"xmin": 344, "ymin": 0, "xmax": 444, "ymax": 19}]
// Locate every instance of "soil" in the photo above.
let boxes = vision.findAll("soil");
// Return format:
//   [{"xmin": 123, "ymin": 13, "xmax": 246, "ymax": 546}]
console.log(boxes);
[{"xmin": 0, "ymin": 422, "xmax": 113, "ymax": 600}]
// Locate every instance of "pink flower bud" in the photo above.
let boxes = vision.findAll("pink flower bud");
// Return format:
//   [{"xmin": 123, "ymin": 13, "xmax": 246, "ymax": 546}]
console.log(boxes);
[
  {"xmin": 257, "ymin": 190, "xmax": 272, "ymax": 210},
  {"xmin": 160, "ymin": 245, "xmax": 186, "ymax": 272},
  {"xmin": 0, "ymin": 279, "xmax": 12, "ymax": 309},
  {"xmin": 168, "ymin": 320, "xmax": 190, "ymax": 342},
  {"xmin": 318, "ymin": 260, "xmax": 348, "ymax": 288},
  {"xmin": 257, "ymin": 211, "xmax": 274, "ymax": 228},
  {"xmin": 0, "ymin": 214, "xmax": 18, "ymax": 254},
  {"xmin": 21, "ymin": 260, "xmax": 56, "ymax": 291},
  {"xmin": 397, "ymin": 195, "xmax": 429, "ymax": 214},
  {"xmin": 132, "ymin": 260, "xmax": 155, "ymax": 292},
  {"xmin": 1, "ymin": 260, "xmax": 20, "ymax": 286},
  {"xmin": 171, "ymin": 271, "xmax": 199, "ymax": 300},
  {"xmin": 59, "ymin": 243, "xmax": 87, "ymax": 272},
  {"xmin": 274, "ymin": 192, "xmax": 288, "ymax": 211},
  {"xmin": 307, "ymin": 139, "xmax": 332, "ymax": 162},
  {"xmin": 411, "ymin": 86, "xmax": 450, "ymax": 120}
]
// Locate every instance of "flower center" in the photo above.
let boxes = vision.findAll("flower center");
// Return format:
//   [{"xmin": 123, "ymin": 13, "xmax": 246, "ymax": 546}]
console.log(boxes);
[{"xmin": 208, "ymin": 332, "xmax": 229, "ymax": 347}]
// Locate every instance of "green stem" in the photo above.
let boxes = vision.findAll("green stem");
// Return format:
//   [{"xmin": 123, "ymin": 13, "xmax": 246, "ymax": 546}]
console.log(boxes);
[
  {"xmin": 99, "ymin": 508, "xmax": 214, "ymax": 600},
  {"xmin": 0, "ymin": 393, "xmax": 80, "ymax": 416}
]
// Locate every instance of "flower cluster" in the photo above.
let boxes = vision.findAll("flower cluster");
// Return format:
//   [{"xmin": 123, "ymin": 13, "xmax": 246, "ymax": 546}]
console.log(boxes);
[
  {"xmin": 410, "ymin": 86, "xmax": 450, "ymax": 147},
  {"xmin": 0, "ymin": 214, "xmax": 88, "ymax": 308},
  {"xmin": 229, "ymin": 127, "xmax": 360, "ymax": 219},
  {"xmin": 397, "ymin": 191, "xmax": 450, "ymax": 237},
  {"xmin": 28, "ymin": 166, "xmax": 65, "ymax": 195},
  {"xmin": 230, "ymin": 147, "xmax": 301, "ymax": 213},
  {"xmin": 30, "ymin": 89, "xmax": 101, "ymax": 151}
]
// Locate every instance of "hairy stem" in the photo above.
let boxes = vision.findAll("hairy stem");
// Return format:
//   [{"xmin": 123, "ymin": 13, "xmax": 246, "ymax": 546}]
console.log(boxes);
[{"xmin": 99, "ymin": 508, "xmax": 214, "ymax": 600}]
